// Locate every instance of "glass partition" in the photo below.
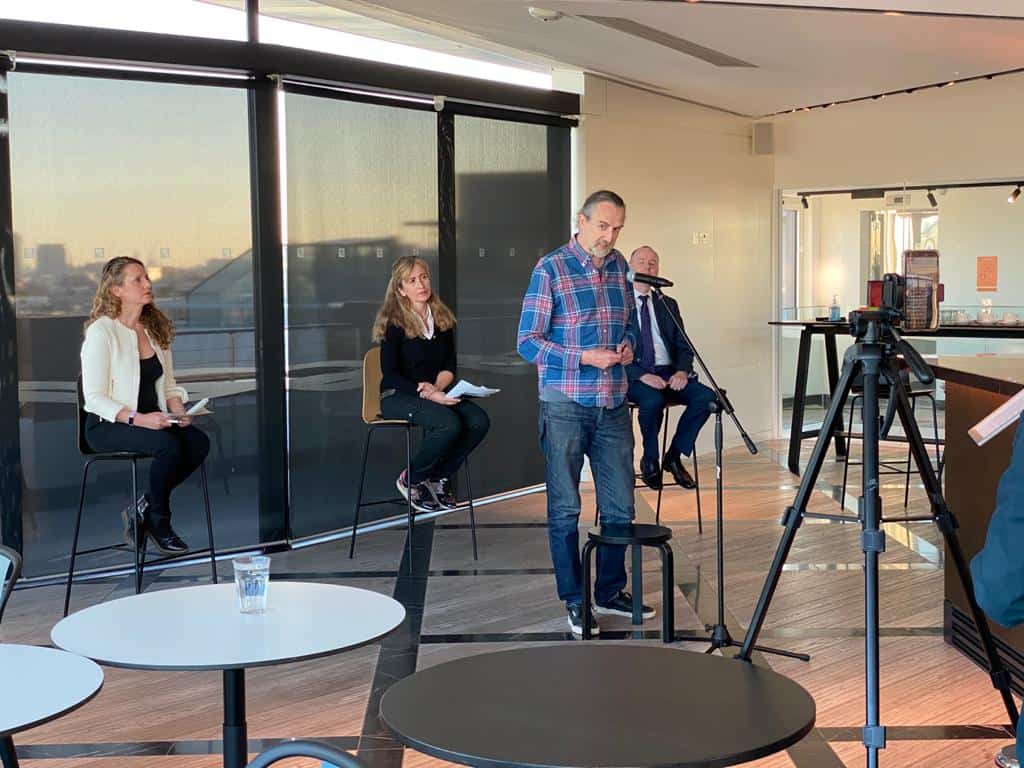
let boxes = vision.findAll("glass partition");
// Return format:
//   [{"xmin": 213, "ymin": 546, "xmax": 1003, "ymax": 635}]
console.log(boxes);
[
  {"xmin": 453, "ymin": 115, "xmax": 570, "ymax": 495},
  {"xmin": 283, "ymin": 93, "xmax": 438, "ymax": 538},
  {"xmin": 9, "ymin": 72, "xmax": 255, "ymax": 576}
]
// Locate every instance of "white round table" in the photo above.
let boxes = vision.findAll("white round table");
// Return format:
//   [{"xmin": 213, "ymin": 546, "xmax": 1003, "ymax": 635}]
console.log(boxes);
[
  {"xmin": 0, "ymin": 644, "xmax": 104, "ymax": 768},
  {"xmin": 51, "ymin": 582, "xmax": 405, "ymax": 768}
]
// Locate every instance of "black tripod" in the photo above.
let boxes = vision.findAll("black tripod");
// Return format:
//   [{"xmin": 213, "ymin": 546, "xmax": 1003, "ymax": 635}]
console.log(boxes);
[
  {"xmin": 737, "ymin": 308, "xmax": 1019, "ymax": 767},
  {"xmin": 651, "ymin": 287, "xmax": 809, "ymax": 660}
]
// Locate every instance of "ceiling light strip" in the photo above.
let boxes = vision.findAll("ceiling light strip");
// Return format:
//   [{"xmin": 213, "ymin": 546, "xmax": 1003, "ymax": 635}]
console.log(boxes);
[{"xmin": 769, "ymin": 66, "xmax": 1024, "ymax": 117}]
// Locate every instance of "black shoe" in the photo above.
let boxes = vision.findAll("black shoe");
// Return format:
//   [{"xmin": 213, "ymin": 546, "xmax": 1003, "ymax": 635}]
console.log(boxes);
[
  {"xmin": 146, "ymin": 523, "xmax": 189, "ymax": 555},
  {"xmin": 396, "ymin": 471, "xmax": 442, "ymax": 513},
  {"xmin": 595, "ymin": 590, "xmax": 656, "ymax": 619},
  {"xmin": 663, "ymin": 452, "xmax": 696, "ymax": 489},
  {"xmin": 567, "ymin": 603, "xmax": 600, "ymax": 637},
  {"xmin": 428, "ymin": 477, "xmax": 458, "ymax": 510},
  {"xmin": 639, "ymin": 456, "xmax": 663, "ymax": 490}
]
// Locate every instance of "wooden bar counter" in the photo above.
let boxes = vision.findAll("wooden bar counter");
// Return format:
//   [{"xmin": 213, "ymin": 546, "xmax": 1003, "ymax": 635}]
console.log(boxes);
[{"xmin": 933, "ymin": 355, "xmax": 1024, "ymax": 688}]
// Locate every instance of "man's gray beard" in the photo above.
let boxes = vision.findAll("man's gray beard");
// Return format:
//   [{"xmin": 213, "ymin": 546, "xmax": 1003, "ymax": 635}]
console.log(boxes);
[{"xmin": 591, "ymin": 244, "xmax": 612, "ymax": 260}]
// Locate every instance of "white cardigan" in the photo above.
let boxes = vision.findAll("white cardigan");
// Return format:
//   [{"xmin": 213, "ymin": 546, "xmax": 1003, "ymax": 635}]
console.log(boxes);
[{"xmin": 80, "ymin": 315, "xmax": 189, "ymax": 422}]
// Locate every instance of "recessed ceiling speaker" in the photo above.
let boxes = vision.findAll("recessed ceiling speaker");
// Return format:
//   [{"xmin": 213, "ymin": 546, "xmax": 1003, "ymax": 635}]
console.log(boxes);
[{"xmin": 752, "ymin": 122, "xmax": 774, "ymax": 156}]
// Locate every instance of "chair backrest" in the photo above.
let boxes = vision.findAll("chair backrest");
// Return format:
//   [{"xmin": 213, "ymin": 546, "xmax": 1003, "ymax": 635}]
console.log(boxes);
[
  {"xmin": 0, "ymin": 544, "xmax": 23, "ymax": 624},
  {"xmin": 75, "ymin": 375, "xmax": 94, "ymax": 456},
  {"xmin": 361, "ymin": 347, "xmax": 384, "ymax": 424},
  {"xmin": 245, "ymin": 740, "xmax": 369, "ymax": 768}
]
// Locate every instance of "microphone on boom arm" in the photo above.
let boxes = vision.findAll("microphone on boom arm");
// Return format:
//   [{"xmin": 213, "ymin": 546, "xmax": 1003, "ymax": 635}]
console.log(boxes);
[{"xmin": 626, "ymin": 270, "xmax": 674, "ymax": 289}]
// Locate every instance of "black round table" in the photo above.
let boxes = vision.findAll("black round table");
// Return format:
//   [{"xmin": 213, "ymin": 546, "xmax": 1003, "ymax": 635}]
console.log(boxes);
[{"xmin": 380, "ymin": 645, "xmax": 815, "ymax": 768}]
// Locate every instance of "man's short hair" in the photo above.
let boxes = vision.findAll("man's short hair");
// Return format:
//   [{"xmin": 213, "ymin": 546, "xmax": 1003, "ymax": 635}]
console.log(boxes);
[{"xmin": 578, "ymin": 190, "xmax": 626, "ymax": 219}]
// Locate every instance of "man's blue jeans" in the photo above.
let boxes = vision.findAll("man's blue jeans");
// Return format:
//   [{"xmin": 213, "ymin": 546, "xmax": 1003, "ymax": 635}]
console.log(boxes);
[{"xmin": 539, "ymin": 400, "xmax": 635, "ymax": 606}]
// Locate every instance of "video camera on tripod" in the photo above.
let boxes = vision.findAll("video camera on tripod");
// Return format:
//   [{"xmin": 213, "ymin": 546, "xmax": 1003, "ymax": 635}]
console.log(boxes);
[{"xmin": 741, "ymin": 268, "xmax": 1020, "ymax": 767}]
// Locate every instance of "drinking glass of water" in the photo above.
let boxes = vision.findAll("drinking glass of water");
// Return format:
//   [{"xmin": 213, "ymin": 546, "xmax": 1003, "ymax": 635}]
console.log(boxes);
[{"xmin": 233, "ymin": 555, "xmax": 270, "ymax": 614}]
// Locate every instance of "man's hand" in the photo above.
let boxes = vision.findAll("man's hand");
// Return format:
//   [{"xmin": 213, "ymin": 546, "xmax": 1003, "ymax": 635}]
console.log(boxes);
[
  {"xmin": 668, "ymin": 371, "xmax": 690, "ymax": 391},
  {"xmin": 617, "ymin": 340, "xmax": 634, "ymax": 366},
  {"xmin": 417, "ymin": 382, "xmax": 438, "ymax": 398},
  {"xmin": 581, "ymin": 349, "xmax": 623, "ymax": 370},
  {"xmin": 640, "ymin": 373, "xmax": 667, "ymax": 390}
]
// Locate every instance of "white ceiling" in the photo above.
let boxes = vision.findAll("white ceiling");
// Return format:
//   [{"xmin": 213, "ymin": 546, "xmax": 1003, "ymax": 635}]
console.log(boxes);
[{"xmin": 295, "ymin": 0, "xmax": 1024, "ymax": 117}]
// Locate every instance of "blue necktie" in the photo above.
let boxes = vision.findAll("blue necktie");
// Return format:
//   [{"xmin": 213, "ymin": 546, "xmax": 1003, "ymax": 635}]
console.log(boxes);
[{"xmin": 638, "ymin": 295, "xmax": 656, "ymax": 373}]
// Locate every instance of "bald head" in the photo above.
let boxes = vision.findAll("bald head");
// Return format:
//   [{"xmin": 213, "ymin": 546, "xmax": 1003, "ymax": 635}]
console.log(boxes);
[{"xmin": 630, "ymin": 246, "xmax": 659, "ymax": 274}]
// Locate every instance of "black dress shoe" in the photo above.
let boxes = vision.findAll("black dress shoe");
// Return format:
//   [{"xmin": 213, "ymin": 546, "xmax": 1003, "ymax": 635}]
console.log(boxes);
[
  {"xmin": 147, "ymin": 524, "xmax": 189, "ymax": 554},
  {"xmin": 639, "ymin": 456, "xmax": 662, "ymax": 490},
  {"xmin": 663, "ymin": 452, "xmax": 697, "ymax": 489}
]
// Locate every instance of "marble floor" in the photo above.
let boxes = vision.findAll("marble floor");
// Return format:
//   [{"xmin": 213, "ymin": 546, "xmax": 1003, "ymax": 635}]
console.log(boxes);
[{"xmin": 1, "ymin": 436, "xmax": 1016, "ymax": 768}]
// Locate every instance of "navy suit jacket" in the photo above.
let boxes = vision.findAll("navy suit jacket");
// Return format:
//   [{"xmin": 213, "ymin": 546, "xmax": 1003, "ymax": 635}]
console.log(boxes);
[{"xmin": 625, "ymin": 285, "xmax": 695, "ymax": 383}]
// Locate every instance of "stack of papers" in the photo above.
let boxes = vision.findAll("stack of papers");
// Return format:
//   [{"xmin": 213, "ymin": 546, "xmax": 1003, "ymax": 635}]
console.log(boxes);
[{"xmin": 447, "ymin": 380, "xmax": 500, "ymax": 399}]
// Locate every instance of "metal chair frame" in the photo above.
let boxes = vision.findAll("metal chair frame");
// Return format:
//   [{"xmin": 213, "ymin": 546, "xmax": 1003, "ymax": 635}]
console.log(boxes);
[
  {"xmin": 349, "ymin": 348, "xmax": 478, "ymax": 570},
  {"xmin": 0, "ymin": 543, "xmax": 22, "ymax": 624},
  {"xmin": 65, "ymin": 376, "xmax": 218, "ymax": 616}
]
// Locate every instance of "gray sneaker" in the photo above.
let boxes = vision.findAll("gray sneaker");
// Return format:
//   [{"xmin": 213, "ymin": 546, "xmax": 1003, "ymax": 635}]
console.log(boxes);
[{"xmin": 120, "ymin": 495, "xmax": 148, "ymax": 547}]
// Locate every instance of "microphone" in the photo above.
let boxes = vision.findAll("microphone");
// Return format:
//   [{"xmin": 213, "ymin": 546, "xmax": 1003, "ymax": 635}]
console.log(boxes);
[{"xmin": 627, "ymin": 270, "xmax": 674, "ymax": 288}]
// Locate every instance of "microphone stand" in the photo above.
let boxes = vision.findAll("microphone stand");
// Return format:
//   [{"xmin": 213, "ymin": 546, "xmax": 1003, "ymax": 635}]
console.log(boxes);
[{"xmin": 650, "ymin": 286, "xmax": 809, "ymax": 660}]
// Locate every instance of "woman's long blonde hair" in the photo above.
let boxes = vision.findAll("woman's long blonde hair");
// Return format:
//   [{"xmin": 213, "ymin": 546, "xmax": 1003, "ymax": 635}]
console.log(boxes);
[
  {"xmin": 84, "ymin": 256, "xmax": 176, "ymax": 349},
  {"xmin": 372, "ymin": 256, "xmax": 455, "ymax": 341}
]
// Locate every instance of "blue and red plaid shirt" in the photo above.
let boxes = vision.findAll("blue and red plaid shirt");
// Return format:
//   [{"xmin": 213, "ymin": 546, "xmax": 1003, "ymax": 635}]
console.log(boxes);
[{"xmin": 517, "ymin": 236, "xmax": 636, "ymax": 408}]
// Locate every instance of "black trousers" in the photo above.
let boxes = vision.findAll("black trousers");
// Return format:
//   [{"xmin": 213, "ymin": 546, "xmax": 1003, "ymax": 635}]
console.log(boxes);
[
  {"xmin": 85, "ymin": 419, "xmax": 210, "ymax": 524},
  {"xmin": 380, "ymin": 391, "xmax": 490, "ymax": 484}
]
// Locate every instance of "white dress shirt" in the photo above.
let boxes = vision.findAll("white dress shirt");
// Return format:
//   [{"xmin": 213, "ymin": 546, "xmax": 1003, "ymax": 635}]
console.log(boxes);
[
  {"xmin": 420, "ymin": 305, "xmax": 435, "ymax": 340},
  {"xmin": 80, "ymin": 315, "xmax": 189, "ymax": 422},
  {"xmin": 633, "ymin": 287, "xmax": 671, "ymax": 367}
]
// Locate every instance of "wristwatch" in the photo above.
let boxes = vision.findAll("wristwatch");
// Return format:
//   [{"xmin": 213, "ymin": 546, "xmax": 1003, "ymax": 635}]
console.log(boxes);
[{"xmin": 128, "ymin": 410, "xmax": 137, "ymax": 426}]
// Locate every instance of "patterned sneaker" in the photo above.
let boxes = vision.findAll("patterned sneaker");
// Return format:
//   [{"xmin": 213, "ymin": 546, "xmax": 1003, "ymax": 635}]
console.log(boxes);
[
  {"xmin": 396, "ymin": 470, "xmax": 441, "ymax": 513},
  {"xmin": 427, "ymin": 478, "xmax": 458, "ymax": 510}
]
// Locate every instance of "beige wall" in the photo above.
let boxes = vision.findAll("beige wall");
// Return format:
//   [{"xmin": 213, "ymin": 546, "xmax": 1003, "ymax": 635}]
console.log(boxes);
[
  {"xmin": 773, "ymin": 71, "xmax": 1024, "ymax": 191},
  {"xmin": 577, "ymin": 76, "xmax": 775, "ymax": 453}
]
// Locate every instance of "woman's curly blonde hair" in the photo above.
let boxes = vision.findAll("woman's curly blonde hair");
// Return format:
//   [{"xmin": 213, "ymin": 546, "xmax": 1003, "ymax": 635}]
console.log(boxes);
[
  {"xmin": 372, "ymin": 256, "xmax": 455, "ymax": 341},
  {"xmin": 84, "ymin": 257, "xmax": 176, "ymax": 348}
]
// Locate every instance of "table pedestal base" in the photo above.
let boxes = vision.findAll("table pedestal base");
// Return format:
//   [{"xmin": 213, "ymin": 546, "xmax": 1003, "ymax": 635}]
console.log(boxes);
[
  {"xmin": 1, "ymin": 735, "xmax": 19, "ymax": 768},
  {"xmin": 223, "ymin": 669, "xmax": 247, "ymax": 768}
]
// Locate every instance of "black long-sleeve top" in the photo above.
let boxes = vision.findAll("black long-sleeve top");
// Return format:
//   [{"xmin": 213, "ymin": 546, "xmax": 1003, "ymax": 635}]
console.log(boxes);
[{"xmin": 379, "ymin": 323, "xmax": 457, "ymax": 396}]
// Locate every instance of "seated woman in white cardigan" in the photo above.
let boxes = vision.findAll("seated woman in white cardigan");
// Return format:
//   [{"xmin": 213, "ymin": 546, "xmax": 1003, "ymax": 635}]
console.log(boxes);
[{"xmin": 80, "ymin": 257, "xmax": 208, "ymax": 554}]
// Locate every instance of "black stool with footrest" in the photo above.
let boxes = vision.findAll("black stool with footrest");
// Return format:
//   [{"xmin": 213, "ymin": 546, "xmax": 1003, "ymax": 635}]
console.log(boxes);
[
  {"xmin": 65, "ymin": 376, "xmax": 218, "ymax": 617},
  {"xmin": 581, "ymin": 523, "xmax": 674, "ymax": 642}
]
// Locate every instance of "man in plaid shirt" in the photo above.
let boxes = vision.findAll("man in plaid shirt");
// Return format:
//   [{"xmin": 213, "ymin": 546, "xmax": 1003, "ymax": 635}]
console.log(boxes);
[{"xmin": 517, "ymin": 189, "xmax": 652, "ymax": 637}]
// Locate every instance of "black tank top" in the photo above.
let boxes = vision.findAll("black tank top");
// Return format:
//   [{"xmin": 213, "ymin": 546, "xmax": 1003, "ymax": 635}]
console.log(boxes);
[{"xmin": 137, "ymin": 354, "xmax": 163, "ymax": 414}]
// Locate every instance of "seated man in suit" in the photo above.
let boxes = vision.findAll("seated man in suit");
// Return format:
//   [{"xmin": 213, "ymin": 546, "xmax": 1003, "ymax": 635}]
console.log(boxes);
[{"xmin": 626, "ymin": 246, "xmax": 715, "ymax": 490}]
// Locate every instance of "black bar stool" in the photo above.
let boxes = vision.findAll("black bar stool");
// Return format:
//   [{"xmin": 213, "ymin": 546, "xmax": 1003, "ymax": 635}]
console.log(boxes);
[
  {"xmin": 65, "ymin": 377, "xmax": 218, "ymax": 617},
  {"xmin": 840, "ymin": 375, "xmax": 942, "ymax": 512},
  {"xmin": 581, "ymin": 523, "xmax": 674, "ymax": 642},
  {"xmin": 595, "ymin": 402, "xmax": 703, "ymax": 531}
]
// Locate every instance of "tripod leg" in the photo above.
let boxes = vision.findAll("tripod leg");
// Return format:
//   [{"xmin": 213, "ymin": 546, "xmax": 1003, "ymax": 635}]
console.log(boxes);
[
  {"xmin": 859, "ymin": 343, "xmax": 885, "ymax": 768},
  {"xmin": 890, "ymin": 370, "xmax": 1020, "ymax": 731},
  {"xmin": 739, "ymin": 353, "xmax": 860, "ymax": 661}
]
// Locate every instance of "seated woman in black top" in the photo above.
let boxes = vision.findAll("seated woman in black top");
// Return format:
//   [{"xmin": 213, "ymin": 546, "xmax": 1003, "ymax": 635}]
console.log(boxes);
[{"xmin": 373, "ymin": 256, "xmax": 490, "ymax": 512}]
